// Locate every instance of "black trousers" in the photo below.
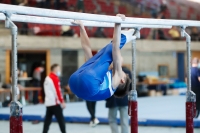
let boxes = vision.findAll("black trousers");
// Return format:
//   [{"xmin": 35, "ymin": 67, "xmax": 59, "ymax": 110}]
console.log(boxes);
[
  {"xmin": 32, "ymin": 80, "xmax": 40, "ymax": 104},
  {"xmin": 86, "ymin": 101, "xmax": 96, "ymax": 121},
  {"xmin": 192, "ymin": 87, "xmax": 200, "ymax": 111},
  {"xmin": 43, "ymin": 105, "xmax": 66, "ymax": 133}
]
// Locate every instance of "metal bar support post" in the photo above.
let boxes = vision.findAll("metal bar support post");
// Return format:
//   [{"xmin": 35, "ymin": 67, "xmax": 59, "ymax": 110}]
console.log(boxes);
[
  {"xmin": 128, "ymin": 28, "xmax": 141, "ymax": 133},
  {"xmin": 5, "ymin": 13, "xmax": 23, "ymax": 133},
  {"xmin": 181, "ymin": 26, "xmax": 196, "ymax": 133}
]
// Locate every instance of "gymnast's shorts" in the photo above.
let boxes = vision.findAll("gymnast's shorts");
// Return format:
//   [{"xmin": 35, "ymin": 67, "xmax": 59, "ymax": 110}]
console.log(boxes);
[{"xmin": 69, "ymin": 33, "xmax": 128, "ymax": 101}]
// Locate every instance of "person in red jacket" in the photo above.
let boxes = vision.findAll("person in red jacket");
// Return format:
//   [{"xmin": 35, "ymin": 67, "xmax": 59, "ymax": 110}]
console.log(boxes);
[{"xmin": 43, "ymin": 64, "xmax": 66, "ymax": 133}]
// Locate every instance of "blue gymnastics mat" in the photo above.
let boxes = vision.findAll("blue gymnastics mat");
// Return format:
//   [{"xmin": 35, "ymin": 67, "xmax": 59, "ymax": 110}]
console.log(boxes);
[{"xmin": 0, "ymin": 96, "xmax": 200, "ymax": 127}]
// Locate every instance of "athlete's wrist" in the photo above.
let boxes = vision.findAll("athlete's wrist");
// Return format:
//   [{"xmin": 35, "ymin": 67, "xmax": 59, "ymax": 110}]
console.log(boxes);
[{"xmin": 79, "ymin": 24, "xmax": 84, "ymax": 29}]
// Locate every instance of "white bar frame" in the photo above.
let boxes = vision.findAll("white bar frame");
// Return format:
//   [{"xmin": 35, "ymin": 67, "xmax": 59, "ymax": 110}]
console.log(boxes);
[
  {"xmin": 0, "ymin": 3, "xmax": 197, "ymax": 133},
  {"xmin": 0, "ymin": 4, "xmax": 199, "ymax": 27},
  {"xmin": 0, "ymin": 13, "xmax": 171, "ymax": 28}
]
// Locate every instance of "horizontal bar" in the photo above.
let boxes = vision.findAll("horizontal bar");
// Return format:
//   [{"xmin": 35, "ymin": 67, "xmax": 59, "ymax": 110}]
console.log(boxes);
[
  {"xmin": 0, "ymin": 13, "xmax": 171, "ymax": 28},
  {"xmin": 0, "ymin": 4, "xmax": 199, "ymax": 27}
]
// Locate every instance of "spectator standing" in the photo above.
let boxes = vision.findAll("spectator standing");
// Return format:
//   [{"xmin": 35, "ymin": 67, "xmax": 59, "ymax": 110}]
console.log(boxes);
[
  {"xmin": 32, "ymin": 68, "xmax": 47, "ymax": 124},
  {"xmin": 168, "ymin": 26, "xmax": 180, "ymax": 40},
  {"xmin": 152, "ymin": 12, "xmax": 167, "ymax": 40},
  {"xmin": 37, "ymin": 0, "xmax": 46, "ymax": 8},
  {"xmin": 94, "ymin": 27, "xmax": 106, "ymax": 38},
  {"xmin": 32, "ymin": 65, "xmax": 44, "ymax": 104},
  {"xmin": 61, "ymin": 26, "xmax": 75, "ymax": 37},
  {"xmin": 186, "ymin": 57, "xmax": 200, "ymax": 118},
  {"xmin": 43, "ymin": 64, "xmax": 66, "ymax": 133},
  {"xmin": 54, "ymin": 0, "xmax": 68, "ymax": 10},
  {"xmin": 86, "ymin": 100, "xmax": 99, "ymax": 127},
  {"xmin": 106, "ymin": 66, "xmax": 131, "ymax": 133},
  {"xmin": 76, "ymin": 0, "xmax": 84, "ymax": 12},
  {"xmin": 59, "ymin": 0, "xmax": 68, "ymax": 10},
  {"xmin": 191, "ymin": 27, "xmax": 200, "ymax": 41},
  {"xmin": 33, "ymin": 65, "xmax": 44, "ymax": 86},
  {"xmin": 68, "ymin": 4, "xmax": 75, "ymax": 11}
]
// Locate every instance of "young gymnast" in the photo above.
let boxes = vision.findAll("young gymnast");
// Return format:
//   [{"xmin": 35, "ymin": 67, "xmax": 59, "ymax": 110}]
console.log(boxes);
[{"xmin": 69, "ymin": 14, "xmax": 135, "ymax": 101}]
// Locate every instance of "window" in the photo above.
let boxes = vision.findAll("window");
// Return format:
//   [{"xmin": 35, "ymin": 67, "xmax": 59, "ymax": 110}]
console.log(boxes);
[
  {"xmin": 158, "ymin": 64, "xmax": 169, "ymax": 77},
  {"xmin": 61, "ymin": 50, "xmax": 78, "ymax": 86}
]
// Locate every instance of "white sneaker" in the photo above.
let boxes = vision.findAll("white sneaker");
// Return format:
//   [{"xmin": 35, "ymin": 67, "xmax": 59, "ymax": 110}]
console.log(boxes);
[
  {"xmin": 89, "ymin": 118, "xmax": 100, "ymax": 127},
  {"xmin": 195, "ymin": 109, "xmax": 199, "ymax": 118},
  {"xmin": 93, "ymin": 118, "xmax": 99, "ymax": 127}
]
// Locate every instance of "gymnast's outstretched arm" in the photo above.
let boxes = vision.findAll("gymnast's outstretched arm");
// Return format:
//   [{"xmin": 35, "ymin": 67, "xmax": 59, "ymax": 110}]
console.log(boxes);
[
  {"xmin": 72, "ymin": 20, "xmax": 93, "ymax": 61},
  {"xmin": 112, "ymin": 14, "xmax": 125, "ymax": 88}
]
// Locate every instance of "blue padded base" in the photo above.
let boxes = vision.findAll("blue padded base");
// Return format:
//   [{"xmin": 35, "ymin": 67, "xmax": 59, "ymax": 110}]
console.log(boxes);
[
  {"xmin": 0, "ymin": 114, "xmax": 200, "ymax": 127},
  {"xmin": 0, "ymin": 96, "xmax": 200, "ymax": 127}
]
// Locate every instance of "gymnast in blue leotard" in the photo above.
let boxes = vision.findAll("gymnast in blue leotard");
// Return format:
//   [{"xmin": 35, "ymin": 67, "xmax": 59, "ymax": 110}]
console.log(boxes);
[{"xmin": 69, "ymin": 14, "xmax": 135, "ymax": 101}]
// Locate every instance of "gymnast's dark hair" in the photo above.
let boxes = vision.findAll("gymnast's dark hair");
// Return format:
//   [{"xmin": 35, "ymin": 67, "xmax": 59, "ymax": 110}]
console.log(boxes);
[
  {"xmin": 51, "ymin": 64, "xmax": 59, "ymax": 71},
  {"xmin": 114, "ymin": 74, "xmax": 131, "ymax": 98}
]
